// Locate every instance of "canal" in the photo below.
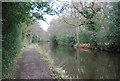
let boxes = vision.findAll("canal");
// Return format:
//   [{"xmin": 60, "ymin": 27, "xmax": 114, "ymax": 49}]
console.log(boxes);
[{"xmin": 40, "ymin": 42, "xmax": 120, "ymax": 79}]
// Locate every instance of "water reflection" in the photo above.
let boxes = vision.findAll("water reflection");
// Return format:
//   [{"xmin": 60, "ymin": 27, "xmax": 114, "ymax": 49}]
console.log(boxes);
[{"xmin": 40, "ymin": 42, "xmax": 120, "ymax": 79}]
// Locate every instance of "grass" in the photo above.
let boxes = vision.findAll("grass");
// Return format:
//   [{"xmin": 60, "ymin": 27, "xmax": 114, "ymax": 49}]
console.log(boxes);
[
  {"xmin": 34, "ymin": 44, "xmax": 65, "ymax": 79},
  {"xmin": 51, "ymin": 68, "xmax": 64, "ymax": 79}
]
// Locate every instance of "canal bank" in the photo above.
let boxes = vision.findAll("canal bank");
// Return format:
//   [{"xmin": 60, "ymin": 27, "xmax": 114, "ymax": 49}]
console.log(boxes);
[
  {"xmin": 73, "ymin": 43, "xmax": 120, "ymax": 53},
  {"xmin": 34, "ymin": 44, "xmax": 66, "ymax": 79},
  {"xmin": 39, "ymin": 42, "xmax": 120, "ymax": 79}
]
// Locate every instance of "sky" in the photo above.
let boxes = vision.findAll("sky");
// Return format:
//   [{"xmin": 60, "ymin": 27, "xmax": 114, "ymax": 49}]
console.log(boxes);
[
  {"xmin": 39, "ymin": 15, "xmax": 55, "ymax": 31},
  {"xmin": 38, "ymin": 0, "xmax": 62, "ymax": 31}
]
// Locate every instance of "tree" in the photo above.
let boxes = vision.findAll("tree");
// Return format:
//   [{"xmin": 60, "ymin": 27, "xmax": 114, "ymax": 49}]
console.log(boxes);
[
  {"xmin": 57, "ymin": 1, "xmax": 104, "ymax": 47},
  {"xmin": 2, "ymin": 1, "xmax": 63, "ymax": 78},
  {"xmin": 107, "ymin": 2, "xmax": 120, "ymax": 51},
  {"xmin": 48, "ymin": 18, "xmax": 76, "ymax": 46},
  {"xmin": 71, "ymin": 1, "xmax": 103, "ymax": 47}
]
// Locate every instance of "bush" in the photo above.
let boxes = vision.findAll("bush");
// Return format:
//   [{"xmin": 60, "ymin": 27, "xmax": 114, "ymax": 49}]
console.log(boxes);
[
  {"xmin": 66, "ymin": 35, "xmax": 76, "ymax": 46},
  {"xmin": 2, "ymin": 24, "xmax": 23, "ymax": 78},
  {"xmin": 32, "ymin": 35, "xmax": 41, "ymax": 43},
  {"xmin": 96, "ymin": 29, "xmax": 108, "ymax": 43},
  {"xmin": 51, "ymin": 33, "xmax": 76, "ymax": 47},
  {"xmin": 50, "ymin": 35, "xmax": 58, "ymax": 45},
  {"xmin": 78, "ymin": 31, "xmax": 91, "ymax": 43}
]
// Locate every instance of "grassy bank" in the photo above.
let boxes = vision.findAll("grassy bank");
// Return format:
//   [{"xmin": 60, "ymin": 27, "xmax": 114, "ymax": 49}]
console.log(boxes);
[{"xmin": 34, "ymin": 44, "xmax": 66, "ymax": 79}]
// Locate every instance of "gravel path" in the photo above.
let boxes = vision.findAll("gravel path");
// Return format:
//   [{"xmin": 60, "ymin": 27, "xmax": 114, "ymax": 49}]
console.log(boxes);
[{"xmin": 16, "ymin": 45, "xmax": 53, "ymax": 79}]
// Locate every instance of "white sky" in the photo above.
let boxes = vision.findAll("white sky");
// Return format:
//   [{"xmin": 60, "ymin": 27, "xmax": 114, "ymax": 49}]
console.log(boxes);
[
  {"xmin": 39, "ymin": 0, "xmax": 61, "ymax": 31},
  {"xmin": 39, "ymin": 15, "xmax": 55, "ymax": 31}
]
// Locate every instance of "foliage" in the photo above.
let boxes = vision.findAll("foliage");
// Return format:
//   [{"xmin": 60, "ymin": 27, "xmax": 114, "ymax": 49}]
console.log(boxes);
[
  {"xmin": 80, "ymin": 5, "xmax": 101, "ymax": 47},
  {"xmin": 66, "ymin": 35, "xmax": 76, "ymax": 46},
  {"xmin": 32, "ymin": 35, "xmax": 41, "ymax": 43},
  {"xmin": 50, "ymin": 35, "xmax": 58, "ymax": 45},
  {"xmin": 2, "ymin": 24, "xmax": 23, "ymax": 78},
  {"xmin": 51, "ymin": 33, "xmax": 76, "ymax": 47},
  {"xmin": 2, "ymin": 2, "xmax": 63, "ymax": 78},
  {"xmin": 51, "ymin": 2, "xmax": 103, "ymax": 47},
  {"xmin": 2, "ymin": 2, "xmax": 31, "ymax": 78},
  {"xmin": 106, "ymin": 2, "xmax": 120, "ymax": 51},
  {"xmin": 48, "ymin": 1, "xmax": 120, "ymax": 52},
  {"xmin": 96, "ymin": 29, "xmax": 108, "ymax": 43},
  {"xmin": 59, "ymin": 34, "xmax": 76, "ymax": 46},
  {"xmin": 78, "ymin": 31, "xmax": 91, "ymax": 43}
]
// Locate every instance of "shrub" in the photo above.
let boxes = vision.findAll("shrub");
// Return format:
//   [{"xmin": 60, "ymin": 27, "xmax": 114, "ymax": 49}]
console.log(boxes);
[
  {"xmin": 50, "ymin": 35, "xmax": 58, "ymax": 45},
  {"xmin": 78, "ymin": 31, "xmax": 91, "ymax": 43}
]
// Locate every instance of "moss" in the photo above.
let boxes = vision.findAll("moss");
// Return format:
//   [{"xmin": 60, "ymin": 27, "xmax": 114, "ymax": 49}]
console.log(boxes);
[{"xmin": 44, "ymin": 58, "xmax": 52, "ymax": 65}]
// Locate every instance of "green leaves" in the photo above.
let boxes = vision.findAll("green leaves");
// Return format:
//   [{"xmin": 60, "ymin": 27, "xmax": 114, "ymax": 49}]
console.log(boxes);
[
  {"xmin": 32, "ymin": 35, "xmax": 41, "ymax": 43},
  {"xmin": 106, "ymin": 2, "xmax": 120, "ymax": 51},
  {"xmin": 2, "ymin": 1, "xmax": 64, "ymax": 78},
  {"xmin": 51, "ymin": 33, "xmax": 76, "ymax": 47},
  {"xmin": 44, "ymin": 7, "xmax": 53, "ymax": 13},
  {"xmin": 51, "ymin": 35, "xmax": 58, "ymax": 45},
  {"xmin": 32, "ymin": 12, "xmax": 44, "ymax": 20},
  {"xmin": 37, "ymin": 2, "xmax": 49, "ymax": 8}
]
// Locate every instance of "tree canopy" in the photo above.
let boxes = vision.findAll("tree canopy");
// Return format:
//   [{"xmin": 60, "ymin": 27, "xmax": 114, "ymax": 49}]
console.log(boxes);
[{"xmin": 2, "ymin": 1, "xmax": 63, "ymax": 78}]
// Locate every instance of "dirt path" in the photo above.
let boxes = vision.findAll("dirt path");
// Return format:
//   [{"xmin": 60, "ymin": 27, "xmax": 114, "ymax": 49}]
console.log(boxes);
[{"xmin": 16, "ymin": 45, "xmax": 53, "ymax": 79}]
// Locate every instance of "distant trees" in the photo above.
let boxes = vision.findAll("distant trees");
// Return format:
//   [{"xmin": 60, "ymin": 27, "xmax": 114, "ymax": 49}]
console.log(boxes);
[
  {"xmin": 48, "ymin": 1, "xmax": 120, "ymax": 52},
  {"xmin": 71, "ymin": 1, "xmax": 103, "ymax": 47},
  {"xmin": 49, "ymin": 1, "xmax": 104, "ymax": 47},
  {"xmin": 48, "ymin": 16, "xmax": 76, "ymax": 47}
]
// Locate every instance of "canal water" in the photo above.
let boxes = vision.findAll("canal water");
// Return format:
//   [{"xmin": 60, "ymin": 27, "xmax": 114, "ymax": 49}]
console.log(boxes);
[{"xmin": 40, "ymin": 43, "xmax": 120, "ymax": 79}]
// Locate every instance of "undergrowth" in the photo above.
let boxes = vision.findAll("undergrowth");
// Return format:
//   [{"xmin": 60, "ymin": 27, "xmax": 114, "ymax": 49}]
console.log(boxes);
[{"xmin": 2, "ymin": 42, "xmax": 27, "ymax": 79}]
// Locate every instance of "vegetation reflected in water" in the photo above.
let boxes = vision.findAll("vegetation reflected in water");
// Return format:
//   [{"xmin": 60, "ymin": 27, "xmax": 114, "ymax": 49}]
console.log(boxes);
[{"xmin": 40, "ymin": 43, "xmax": 120, "ymax": 79}]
